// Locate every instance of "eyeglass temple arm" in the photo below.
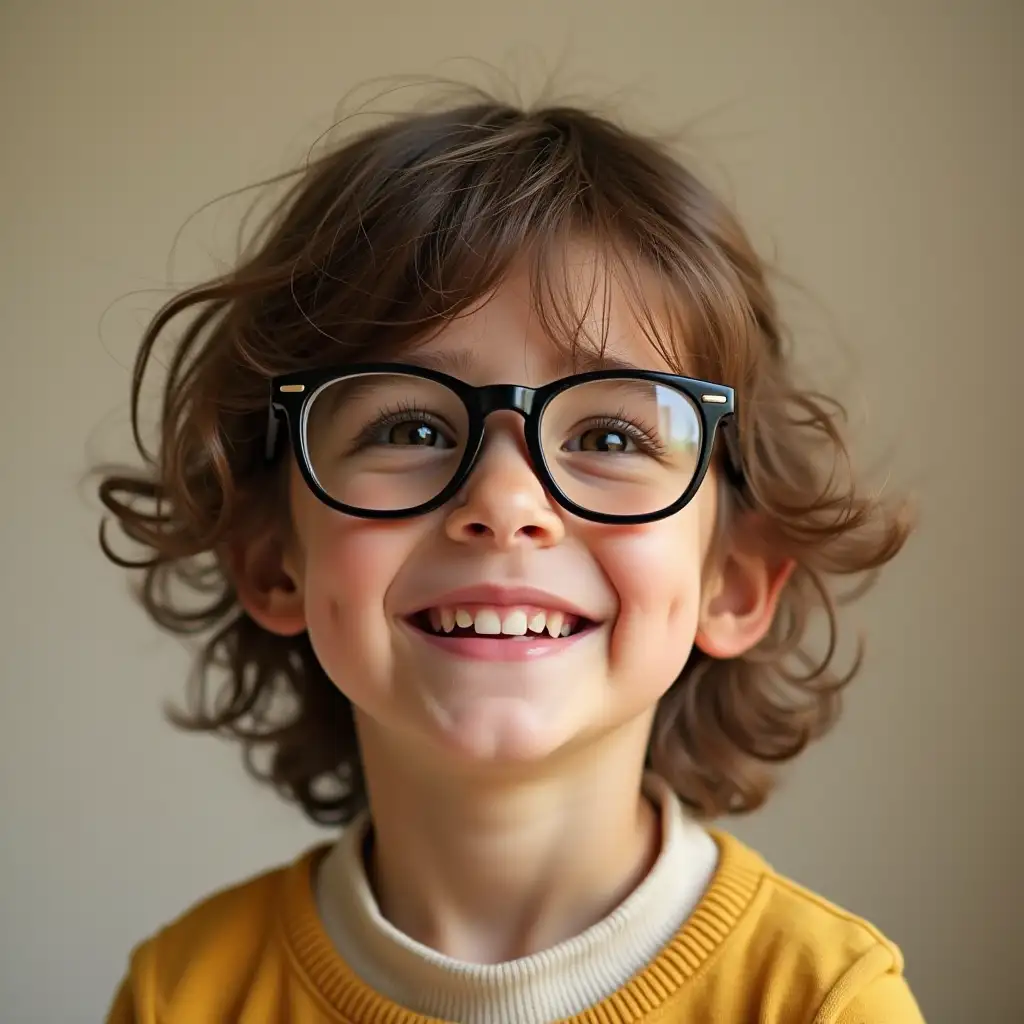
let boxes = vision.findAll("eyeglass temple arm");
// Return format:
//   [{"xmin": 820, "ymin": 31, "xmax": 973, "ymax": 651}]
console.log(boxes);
[
  {"xmin": 265, "ymin": 403, "xmax": 282, "ymax": 461},
  {"xmin": 720, "ymin": 416, "xmax": 750, "ymax": 501}
]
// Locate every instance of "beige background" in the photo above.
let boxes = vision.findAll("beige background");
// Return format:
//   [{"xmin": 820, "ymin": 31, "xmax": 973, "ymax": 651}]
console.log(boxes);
[{"xmin": 2, "ymin": 1, "xmax": 1021, "ymax": 1021}]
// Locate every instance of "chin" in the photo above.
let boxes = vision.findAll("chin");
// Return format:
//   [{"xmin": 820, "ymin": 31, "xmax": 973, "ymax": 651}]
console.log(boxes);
[{"xmin": 419, "ymin": 696, "xmax": 583, "ymax": 766}]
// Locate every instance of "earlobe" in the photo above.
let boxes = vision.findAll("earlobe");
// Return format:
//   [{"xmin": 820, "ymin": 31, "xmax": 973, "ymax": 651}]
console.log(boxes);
[
  {"xmin": 226, "ymin": 535, "xmax": 307, "ymax": 637},
  {"xmin": 695, "ymin": 541, "xmax": 795, "ymax": 661}
]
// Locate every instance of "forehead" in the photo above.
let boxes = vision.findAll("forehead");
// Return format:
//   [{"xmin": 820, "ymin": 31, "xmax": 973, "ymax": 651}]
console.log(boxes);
[{"xmin": 398, "ymin": 254, "xmax": 689, "ymax": 386}]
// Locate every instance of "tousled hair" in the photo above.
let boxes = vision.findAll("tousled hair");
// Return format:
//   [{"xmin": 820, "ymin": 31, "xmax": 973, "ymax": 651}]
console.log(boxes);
[{"xmin": 99, "ymin": 91, "xmax": 911, "ymax": 825}]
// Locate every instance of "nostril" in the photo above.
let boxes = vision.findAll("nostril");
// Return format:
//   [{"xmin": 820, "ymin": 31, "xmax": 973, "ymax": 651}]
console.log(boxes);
[{"xmin": 462, "ymin": 522, "xmax": 545, "ymax": 540}]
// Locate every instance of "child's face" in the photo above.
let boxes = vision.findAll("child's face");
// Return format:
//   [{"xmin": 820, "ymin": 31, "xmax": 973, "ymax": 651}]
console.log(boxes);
[{"xmin": 245, "ymin": 256, "xmax": 785, "ymax": 769}]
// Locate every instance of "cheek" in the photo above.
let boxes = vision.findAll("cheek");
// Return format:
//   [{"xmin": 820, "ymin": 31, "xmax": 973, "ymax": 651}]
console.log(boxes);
[
  {"xmin": 303, "ymin": 528, "xmax": 398, "ymax": 623},
  {"xmin": 592, "ymin": 495, "xmax": 717, "ymax": 689},
  {"xmin": 601, "ymin": 523, "xmax": 703, "ymax": 628},
  {"xmin": 289, "ymin": 477, "xmax": 417, "ymax": 696}
]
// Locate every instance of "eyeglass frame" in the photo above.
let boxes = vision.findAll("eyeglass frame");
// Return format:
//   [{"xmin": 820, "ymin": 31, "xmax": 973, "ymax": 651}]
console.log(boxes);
[{"xmin": 265, "ymin": 362, "xmax": 744, "ymax": 526}]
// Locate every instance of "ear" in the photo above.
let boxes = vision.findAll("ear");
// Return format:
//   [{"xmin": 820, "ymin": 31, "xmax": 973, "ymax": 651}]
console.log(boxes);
[
  {"xmin": 225, "ymin": 531, "xmax": 307, "ymax": 637},
  {"xmin": 695, "ymin": 518, "xmax": 795, "ymax": 660}
]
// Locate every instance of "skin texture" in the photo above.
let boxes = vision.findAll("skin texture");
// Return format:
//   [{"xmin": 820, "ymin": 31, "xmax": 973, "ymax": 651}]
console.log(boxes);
[{"xmin": 236, "ymin": 255, "xmax": 791, "ymax": 963}]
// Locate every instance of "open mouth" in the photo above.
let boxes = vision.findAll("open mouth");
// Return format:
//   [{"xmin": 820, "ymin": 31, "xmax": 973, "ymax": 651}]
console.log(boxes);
[{"xmin": 409, "ymin": 605, "xmax": 595, "ymax": 640}]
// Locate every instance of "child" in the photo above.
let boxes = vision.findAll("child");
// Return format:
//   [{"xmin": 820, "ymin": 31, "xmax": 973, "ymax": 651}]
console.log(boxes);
[{"xmin": 100, "ymin": 94, "xmax": 922, "ymax": 1022}]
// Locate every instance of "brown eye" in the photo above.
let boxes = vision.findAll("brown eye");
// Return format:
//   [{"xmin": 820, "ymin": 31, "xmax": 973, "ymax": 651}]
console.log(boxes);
[
  {"xmin": 577, "ymin": 428, "xmax": 631, "ymax": 452},
  {"xmin": 391, "ymin": 421, "xmax": 436, "ymax": 446},
  {"xmin": 389, "ymin": 422, "xmax": 443, "ymax": 446}
]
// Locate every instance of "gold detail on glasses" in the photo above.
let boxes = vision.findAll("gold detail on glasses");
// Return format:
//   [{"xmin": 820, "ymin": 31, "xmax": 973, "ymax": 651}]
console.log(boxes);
[
  {"xmin": 700, "ymin": 394, "xmax": 727, "ymax": 404},
  {"xmin": 279, "ymin": 384, "xmax": 305, "ymax": 393}
]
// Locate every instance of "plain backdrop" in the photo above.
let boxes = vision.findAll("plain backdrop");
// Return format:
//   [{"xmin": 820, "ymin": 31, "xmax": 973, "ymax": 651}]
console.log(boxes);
[{"xmin": 1, "ymin": 1, "xmax": 1021, "ymax": 1021}]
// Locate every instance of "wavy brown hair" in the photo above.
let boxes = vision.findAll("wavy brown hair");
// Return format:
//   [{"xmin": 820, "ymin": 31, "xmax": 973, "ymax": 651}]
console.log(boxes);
[{"xmin": 98, "ymin": 92, "xmax": 912, "ymax": 825}]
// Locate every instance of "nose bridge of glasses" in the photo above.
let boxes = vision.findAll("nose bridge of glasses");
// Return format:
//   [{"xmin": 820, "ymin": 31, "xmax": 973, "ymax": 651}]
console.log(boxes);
[{"xmin": 476, "ymin": 384, "xmax": 535, "ymax": 420}]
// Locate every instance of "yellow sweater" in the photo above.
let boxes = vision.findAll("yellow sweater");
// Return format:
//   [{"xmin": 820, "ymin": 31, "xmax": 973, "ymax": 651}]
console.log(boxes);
[{"xmin": 107, "ymin": 830, "xmax": 923, "ymax": 1023}]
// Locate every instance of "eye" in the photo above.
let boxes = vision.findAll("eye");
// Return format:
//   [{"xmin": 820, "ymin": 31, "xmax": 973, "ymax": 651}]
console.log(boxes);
[
  {"xmin": 378, "ymin": 417, "xmax": 454, "ymax": 446},
  {"xmin": 384, "ymin": 420, "xmax": 454, "ymax": 448},
  {"xmin": 575, "ymin": 427, "xmax": 635, "ymax": 453},
  {"xmin": 344, "ymin": 402, "xmax": 461, "ymax": 455}
]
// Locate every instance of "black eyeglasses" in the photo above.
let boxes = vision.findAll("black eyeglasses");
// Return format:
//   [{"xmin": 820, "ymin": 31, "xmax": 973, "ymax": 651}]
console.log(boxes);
[{"xmin": 266, "ymin": 363, "xmax": 739, "ymax": 525}]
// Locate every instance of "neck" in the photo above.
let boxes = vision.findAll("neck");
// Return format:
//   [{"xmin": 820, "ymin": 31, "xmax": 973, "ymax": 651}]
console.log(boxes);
[{"xmin": 354, "ymin": 715, "xmax": 661, "ymax": 964}]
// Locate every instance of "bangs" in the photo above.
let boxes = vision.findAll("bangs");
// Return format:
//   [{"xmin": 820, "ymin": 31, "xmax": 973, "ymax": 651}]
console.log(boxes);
[{"xmin": 388, "ymin": 235, "xmax": 700, "ymax": 380}]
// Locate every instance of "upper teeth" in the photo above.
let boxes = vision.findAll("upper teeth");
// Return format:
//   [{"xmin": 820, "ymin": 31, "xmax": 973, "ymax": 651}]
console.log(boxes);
[{"xmin": 428, "ymin": 607, "xmax": 575, "ymax": 637}]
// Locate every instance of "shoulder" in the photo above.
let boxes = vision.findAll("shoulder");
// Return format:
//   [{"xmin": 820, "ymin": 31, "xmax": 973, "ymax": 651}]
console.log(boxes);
[
  {"xmin": 147, "ymin": 850, "xmax": 309, "ymax": 963},
  {"xmin": 706, "ymin": 830, "xmax": 924, "ymax": 1022},
  {"xmin": 732, "ymin": 832, "xmax": 903, "ymax": 966},
  {"xmin": 114, "ymin": 845, "xmax": 328, "ymax": 1019}
]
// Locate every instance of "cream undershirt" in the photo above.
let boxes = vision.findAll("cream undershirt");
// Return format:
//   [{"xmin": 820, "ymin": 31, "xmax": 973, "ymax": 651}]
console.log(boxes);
[{"xmin": 315, "ymin": 774, "xmax": 718, "ymax": 1024}]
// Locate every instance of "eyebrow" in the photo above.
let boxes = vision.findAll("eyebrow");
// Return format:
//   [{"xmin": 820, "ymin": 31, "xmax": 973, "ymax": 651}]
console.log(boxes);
[
  {"xmin": 396, "ymin": 348, "xmax": 479, "ymax": 376},
  {"xmin": 395, "ymin": 346, "xmax": 649, "ymax": 378}
]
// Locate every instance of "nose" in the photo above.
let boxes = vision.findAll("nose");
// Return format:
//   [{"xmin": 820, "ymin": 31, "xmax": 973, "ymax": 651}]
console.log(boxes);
[{"xmin": 444, "ymin": 417, "xmax": 565, "ymax": 549}]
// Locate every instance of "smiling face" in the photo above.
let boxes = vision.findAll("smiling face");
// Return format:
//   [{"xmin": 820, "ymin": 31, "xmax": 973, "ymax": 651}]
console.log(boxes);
[{"xmin": 238, "ymin": 254, "xmax": 786, "ymax": 777}]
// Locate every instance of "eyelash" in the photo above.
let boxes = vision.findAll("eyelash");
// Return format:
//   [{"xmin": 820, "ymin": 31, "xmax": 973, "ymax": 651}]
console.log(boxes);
[
  {"xmin": 576, "ymin": 414, "xmax": 667, "ymax": 457},
  {"xmin": 351, "ymin": 402, "xmax": 453, "ymax": 449}
]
